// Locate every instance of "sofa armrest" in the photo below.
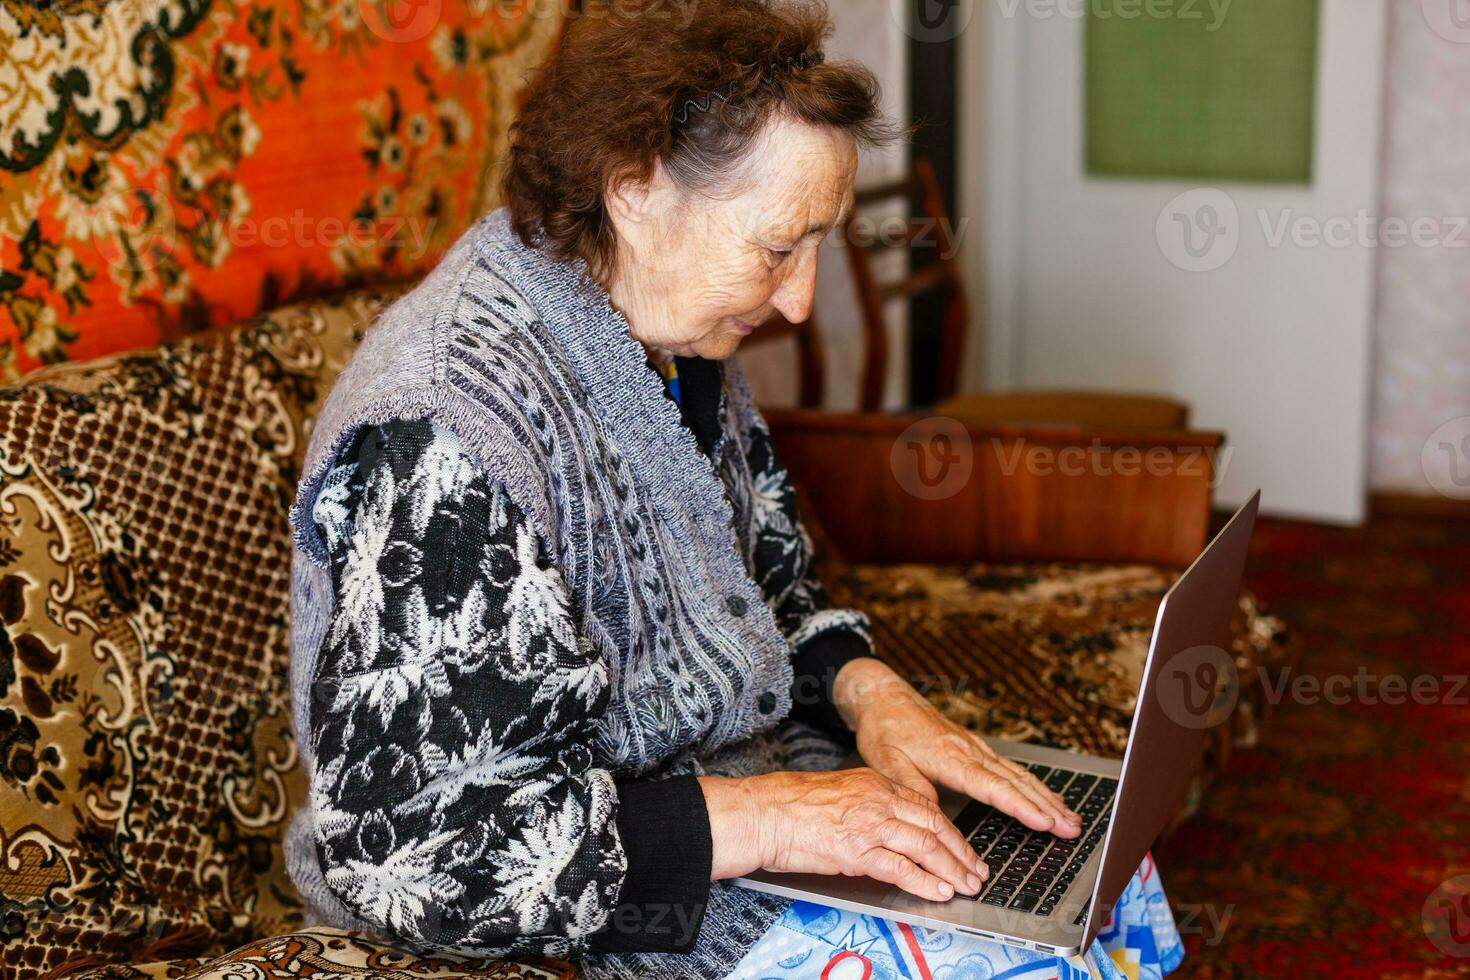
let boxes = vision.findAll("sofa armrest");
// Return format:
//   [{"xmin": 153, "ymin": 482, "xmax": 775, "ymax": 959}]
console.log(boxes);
[{"xmin": 764, "ymin": 409, "xmax": 1225, "ymax": 567}]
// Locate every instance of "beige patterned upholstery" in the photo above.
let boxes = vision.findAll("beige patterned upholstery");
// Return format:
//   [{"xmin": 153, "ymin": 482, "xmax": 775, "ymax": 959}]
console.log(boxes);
[{"xmin": 0, "ymin": 287, "xmax": 1287, "ymax": 976}]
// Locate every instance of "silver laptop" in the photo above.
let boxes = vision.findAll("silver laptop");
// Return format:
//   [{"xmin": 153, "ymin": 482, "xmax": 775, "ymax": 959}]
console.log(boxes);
[{"xmin": 736, "ymin": 490, "xmax": 1261, "ymax": 957}]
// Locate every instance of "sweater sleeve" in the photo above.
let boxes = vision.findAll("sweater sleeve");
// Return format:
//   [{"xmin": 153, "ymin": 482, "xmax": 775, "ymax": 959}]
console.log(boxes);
[
  {"xmin": 741, "ymin": 412, "xmax": 877, "ymax": 740},
  {"xmin": 305, "ymin": 415, "xmax": 711, "ymax": 958}
]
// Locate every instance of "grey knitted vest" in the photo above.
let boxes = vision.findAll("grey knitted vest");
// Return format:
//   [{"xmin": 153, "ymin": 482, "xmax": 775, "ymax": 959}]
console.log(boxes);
[{"xmin": 283, "ymin": 206, "xmax": 847, "ymax": 977}]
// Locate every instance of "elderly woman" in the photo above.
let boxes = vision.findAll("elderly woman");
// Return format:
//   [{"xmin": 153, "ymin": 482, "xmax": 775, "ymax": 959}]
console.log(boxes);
[{"xmin": 284, "ymin": 0, "xmax": 1183, "ymax": 976}]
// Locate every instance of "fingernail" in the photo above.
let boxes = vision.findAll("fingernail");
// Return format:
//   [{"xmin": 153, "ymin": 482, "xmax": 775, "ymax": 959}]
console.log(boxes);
[
  {"xmin": 966, "ymin": 874, "xmax": 981, "ymax": 893},
  {"xmin": 939, "ymin": 883, "xmax": 954, "ymax": 899}
]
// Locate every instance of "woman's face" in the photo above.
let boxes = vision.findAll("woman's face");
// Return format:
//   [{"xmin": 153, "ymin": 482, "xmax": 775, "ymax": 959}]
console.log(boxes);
[{"xmin": 604, "ymin": 113, "xmax": 859, "ymax": 360}]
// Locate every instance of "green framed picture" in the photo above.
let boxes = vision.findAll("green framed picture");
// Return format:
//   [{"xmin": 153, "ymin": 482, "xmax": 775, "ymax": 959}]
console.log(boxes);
[{"xmin": 1085, "ymin": 0, "xmax": 1321, "ymax": 183}]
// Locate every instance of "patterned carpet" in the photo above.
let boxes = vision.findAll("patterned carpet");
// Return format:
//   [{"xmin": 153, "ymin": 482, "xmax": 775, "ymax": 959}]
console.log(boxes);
[{"xmin": 1154, "ymin": 513, "xmax": 1470, "ymax": 978}]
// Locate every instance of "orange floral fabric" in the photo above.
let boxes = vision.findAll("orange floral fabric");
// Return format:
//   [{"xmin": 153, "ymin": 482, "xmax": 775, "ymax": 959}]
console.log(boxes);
[{"xmin": 0, "ymin": 0, "xmax": 565, "ymax": 384}]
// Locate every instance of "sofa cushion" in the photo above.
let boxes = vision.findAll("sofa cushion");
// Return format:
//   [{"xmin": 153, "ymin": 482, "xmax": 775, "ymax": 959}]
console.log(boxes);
[
  {"xmin": 0, "ymin": 285, "xmax": 403, "ymax": 976},
  {"xmin": 0, "ymin": 283, "xmax": 1288, "ymax": 975},
  {"xmin": 0, "ymin": 0, "xmax": 564, "ymax": 384}
]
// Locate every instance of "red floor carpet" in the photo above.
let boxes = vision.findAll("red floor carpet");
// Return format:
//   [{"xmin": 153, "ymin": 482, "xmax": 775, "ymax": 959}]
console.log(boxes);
[{"xmin": 1153, "ymin": 514, "xmax": 1470, "ymax": 978}]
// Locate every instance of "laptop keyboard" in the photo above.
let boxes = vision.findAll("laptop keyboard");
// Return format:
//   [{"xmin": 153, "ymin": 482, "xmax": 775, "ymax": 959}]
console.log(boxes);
[{"xmin": 952, "ymin": 763, "xmax": 1117, "ymax": 919}]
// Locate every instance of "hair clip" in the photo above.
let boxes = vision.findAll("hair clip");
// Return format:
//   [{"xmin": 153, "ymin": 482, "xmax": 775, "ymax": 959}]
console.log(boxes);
[{"xmin": 672, "ymin": 49, "xmax": 824, "ymax": 125}]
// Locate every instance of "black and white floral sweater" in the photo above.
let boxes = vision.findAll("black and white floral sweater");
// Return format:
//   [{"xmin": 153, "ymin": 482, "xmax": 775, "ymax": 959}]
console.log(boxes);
[{"xmin": 306, "ymin": 352, "xmax": 870, "ymax": 956}]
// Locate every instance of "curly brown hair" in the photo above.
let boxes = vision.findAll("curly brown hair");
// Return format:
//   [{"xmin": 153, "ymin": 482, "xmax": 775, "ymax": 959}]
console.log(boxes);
[{"xmin": 501, "ymin": 0, "xmax": 906, "ymax": 284}]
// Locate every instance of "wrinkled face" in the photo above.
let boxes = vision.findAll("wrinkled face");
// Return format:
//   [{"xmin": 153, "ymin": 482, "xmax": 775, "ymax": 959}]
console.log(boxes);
[{"xmin": 604, "ymin": 112, "xmax": 859, "ymax": 360}]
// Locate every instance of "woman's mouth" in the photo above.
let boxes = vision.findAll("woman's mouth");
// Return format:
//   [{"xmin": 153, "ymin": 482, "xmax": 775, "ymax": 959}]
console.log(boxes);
[{"xmin": 732, "ymin": 317, "xmax": 756, "ymax": 335}]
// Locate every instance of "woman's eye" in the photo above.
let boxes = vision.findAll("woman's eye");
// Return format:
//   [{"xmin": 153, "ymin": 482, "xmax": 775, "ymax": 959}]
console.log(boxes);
[{"xmin": 766, "ymin": 246, "xmax": 793, "ymax": 261}]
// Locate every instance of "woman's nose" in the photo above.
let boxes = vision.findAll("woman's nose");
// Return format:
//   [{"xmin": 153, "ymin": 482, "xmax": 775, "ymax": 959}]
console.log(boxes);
[{"xmin": 770, "ymin": 247, "xmax": 819, "ymax": 324}]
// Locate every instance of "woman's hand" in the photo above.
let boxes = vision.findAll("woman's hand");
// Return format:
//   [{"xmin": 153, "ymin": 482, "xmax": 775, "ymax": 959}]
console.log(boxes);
[
  {"xmin": 698, "ymin": 769, "xmax": 988, "ymax": 902},
  {"xmin": 834, "ymin": 657, "xmax": 1083, "ymax": 839}
]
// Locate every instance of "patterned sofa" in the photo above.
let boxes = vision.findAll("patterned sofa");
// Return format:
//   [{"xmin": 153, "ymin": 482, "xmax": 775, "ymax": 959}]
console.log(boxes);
[
  {"xmin": 0, "ymin": 2, "xmax": 1289, "ymax": 975},
  {"xmin": 0, "ymin": 286, "xmax": 1288, "ymax": 976}
]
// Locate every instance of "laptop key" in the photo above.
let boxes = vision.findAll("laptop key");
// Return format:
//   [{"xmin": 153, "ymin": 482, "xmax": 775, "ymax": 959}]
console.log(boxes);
[
  {"xmin": 1009, "ymin": 893, "xmax": 1040, "ymax": 912},
  {"xmin": 954, "ymin": 802, "xmax": 991, "ymax": 836}
]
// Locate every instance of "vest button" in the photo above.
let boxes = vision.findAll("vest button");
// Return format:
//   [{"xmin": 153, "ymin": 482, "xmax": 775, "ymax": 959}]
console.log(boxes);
[
  {"xmin": 725, "ymin": 594, "xmax": 748, "ymax": 617},
  {"xmin": 757, "ymin": 691, "xmax": 777, "ymax": 714}
]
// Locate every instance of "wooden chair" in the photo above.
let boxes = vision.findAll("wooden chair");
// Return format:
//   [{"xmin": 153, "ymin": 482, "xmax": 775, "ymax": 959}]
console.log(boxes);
[
  {"xmin": 739, "ymin": 311, "xmax": 826, "ymax": 408},
  {"xmin": 842, "ymin": 157, "xmax": 1190, "ymax": 429}
]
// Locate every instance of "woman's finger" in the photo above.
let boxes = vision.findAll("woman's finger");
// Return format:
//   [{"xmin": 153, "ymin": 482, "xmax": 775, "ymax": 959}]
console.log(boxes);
[
  {"xmin": 886, "ymin": 790, "xmax": 988, "ymax": 881},
  {"xmin": 994, "ymin": 764, "xmax": 1079, "ymax": 834},
  {"xmin": 860, "ymin": 847, "xmax": 957, "ymax": 903},
  {"xmin": 878, "ymin": 817, "xmax": 981, "ymax": 896},
  {"xmin": 958, "ymin": 759, "xmax": 1079, "ymax": 836},
  {"xmin": 945, "ymin": 738, "xmax": 1080, "ymax": 832},
  {"xmin": 979, "ymin": 743, "xmax": 1074, "ymax": 814}
]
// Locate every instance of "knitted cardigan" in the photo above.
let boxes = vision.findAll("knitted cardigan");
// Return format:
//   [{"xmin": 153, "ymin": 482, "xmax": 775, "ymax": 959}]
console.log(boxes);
[{"xmin": 284, "ymin": 206, "xmax": 867, "ymax": 977}]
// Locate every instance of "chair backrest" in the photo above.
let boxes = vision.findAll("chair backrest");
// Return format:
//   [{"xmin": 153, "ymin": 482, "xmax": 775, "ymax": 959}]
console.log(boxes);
[
  {"xmin": 740, "ymin": 312, "xmax": 826, "ymax": 408},
  {"xmin": 842, "ymin": 157, "xmax": 970, "ymax": 411}
]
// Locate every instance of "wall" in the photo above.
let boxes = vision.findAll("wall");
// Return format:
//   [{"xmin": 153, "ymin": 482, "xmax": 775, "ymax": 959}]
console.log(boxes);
[
  {"xmin": 1368, "ymin": 0, "xmax": 1470, "ymax": 498},
  {"xmin": 963, "ymin": 0, "xmax": 1389, "ymax": 524}
]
